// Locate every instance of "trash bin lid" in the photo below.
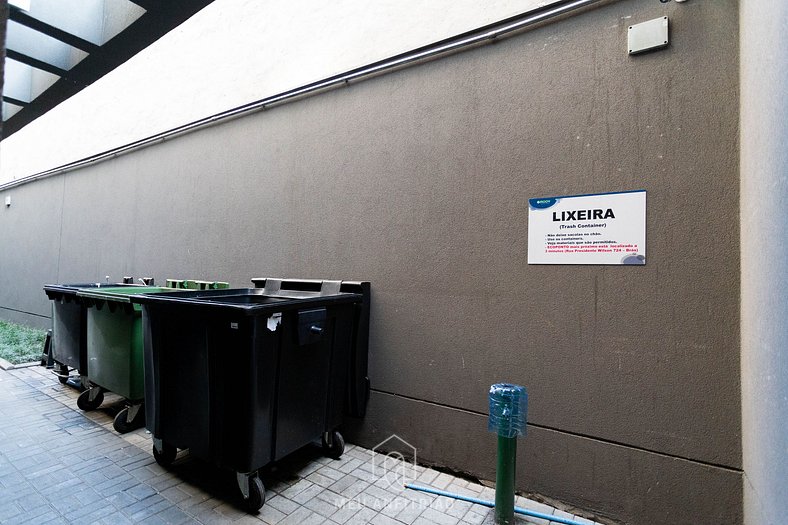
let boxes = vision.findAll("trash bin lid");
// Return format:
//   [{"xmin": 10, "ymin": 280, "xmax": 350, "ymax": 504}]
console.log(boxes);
[
  {"xmin": 129, "ymin": 287, "xmax": 363, "ymax": 316},
  {"xmin": 44, "ymin": 282, "xmax": 143, "ymax": 301},
  {"xmin": 77, "ymin": 286, "xmax": 185, "ymax": 311}
]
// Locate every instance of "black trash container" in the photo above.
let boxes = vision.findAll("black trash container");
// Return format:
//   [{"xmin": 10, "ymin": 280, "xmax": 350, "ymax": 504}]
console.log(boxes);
[
  {"xmin": 130, "ymin": 278, "xmax": 370, "ymax": 512},
  {"xmin": 43, "ymin": 279, "xmax": 145, "ymax": 388}
]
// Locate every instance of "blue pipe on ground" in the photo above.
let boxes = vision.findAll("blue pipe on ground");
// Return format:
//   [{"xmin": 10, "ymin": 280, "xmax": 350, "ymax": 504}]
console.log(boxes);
[{"xmin": 404, "ymin": 483, "xmax": 591, "ymax": 525}]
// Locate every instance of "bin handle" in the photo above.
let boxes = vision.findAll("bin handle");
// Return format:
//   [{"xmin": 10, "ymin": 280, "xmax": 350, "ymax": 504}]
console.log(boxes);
[
  {"xmin": 263, "ymin": 279, "xmax": 282, "ymax": 295},
  {"xmin": 320, "ymin": 280, "xmax": 342, "ymax": 296}
]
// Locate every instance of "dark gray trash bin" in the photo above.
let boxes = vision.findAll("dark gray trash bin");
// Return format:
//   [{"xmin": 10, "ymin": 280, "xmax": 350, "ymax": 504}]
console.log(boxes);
[
  {"xmin": 130, "ymin": 278, "xmax": 370, "ymax": 512},
  {"xmin": 43, "ymin": 279, "xmax": 145, "ymax": 388}
]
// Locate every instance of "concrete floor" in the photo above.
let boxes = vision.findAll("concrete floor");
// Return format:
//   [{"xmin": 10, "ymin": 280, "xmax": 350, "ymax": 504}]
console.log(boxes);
[{"xmin": 0, "ymin": 364, "xmax": 603, "ymax": 525}]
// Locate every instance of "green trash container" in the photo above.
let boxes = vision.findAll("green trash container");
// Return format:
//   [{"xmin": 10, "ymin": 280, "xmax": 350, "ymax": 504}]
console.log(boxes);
[
  {"xmin": 166, "ymin": 279, "xmax": 229, "ymax": 290},
  {"xmin": 43, "ymin": 279, "xmax": 143, "ymax": 389},
  {"xmin": 75, "ymin": 286, "xmax": 184, "ymax": 433},
  {"xmin": 192, "ymin": 280, "xmax": 230, "ymax": 290}
]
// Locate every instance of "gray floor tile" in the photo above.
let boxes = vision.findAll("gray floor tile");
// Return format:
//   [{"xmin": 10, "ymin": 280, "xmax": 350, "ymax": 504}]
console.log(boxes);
[{"xmin": 0, "ymin": 367, "xmax": 603, "ymax": 525}]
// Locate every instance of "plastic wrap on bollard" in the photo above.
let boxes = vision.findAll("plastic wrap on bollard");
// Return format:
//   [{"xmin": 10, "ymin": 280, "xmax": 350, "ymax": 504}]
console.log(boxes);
[{"xmin": 488, "ymin": 383, "xmax": 528, "ymax": 438}]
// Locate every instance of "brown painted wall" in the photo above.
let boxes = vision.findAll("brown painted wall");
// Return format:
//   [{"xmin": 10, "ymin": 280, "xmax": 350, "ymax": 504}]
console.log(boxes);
[{"xmin": 0, "ymin": 1, "xmax": 741, "ymax": 523}]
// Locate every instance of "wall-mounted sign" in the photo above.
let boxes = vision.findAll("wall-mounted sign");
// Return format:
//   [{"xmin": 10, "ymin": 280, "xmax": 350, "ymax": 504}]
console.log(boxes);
[{"xmin": 527, "ymin": 190, "xmax": 646, "ymax": 265}]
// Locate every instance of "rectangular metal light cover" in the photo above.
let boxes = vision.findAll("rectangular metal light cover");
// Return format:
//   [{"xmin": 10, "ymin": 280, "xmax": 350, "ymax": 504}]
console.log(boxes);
[{"xmin": 628, "ymin": 17, "xmax": 669, "ymax": 55}]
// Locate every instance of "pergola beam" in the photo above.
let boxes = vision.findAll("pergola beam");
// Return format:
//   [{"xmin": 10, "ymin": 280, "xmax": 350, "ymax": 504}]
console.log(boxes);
[
  {"xmin": 5, "ymin": 49, "xmax": 71, "ymax": 80},
  {"xmin": 8, "ymin": 4, "xmax": 100, "ymax": 54}
]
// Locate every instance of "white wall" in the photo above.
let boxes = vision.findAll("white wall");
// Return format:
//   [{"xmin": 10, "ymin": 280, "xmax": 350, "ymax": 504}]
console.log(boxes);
[
  {"xmin": 0, "ymin": 0, "xmax": 551, "ymax": 183},
  {"xmin": 740, "ymin": 1, "xmax": 788, "ymax": 523}
]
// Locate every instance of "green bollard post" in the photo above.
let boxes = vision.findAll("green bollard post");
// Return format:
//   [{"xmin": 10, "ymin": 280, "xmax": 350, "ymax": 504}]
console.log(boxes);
[
  {"xmin": 488, "ymin": 384, "xmax": 528, "ymax": 525},
  {"xmin": 495, "ymin": 434, "xmax": 517, "ymax": 524}
]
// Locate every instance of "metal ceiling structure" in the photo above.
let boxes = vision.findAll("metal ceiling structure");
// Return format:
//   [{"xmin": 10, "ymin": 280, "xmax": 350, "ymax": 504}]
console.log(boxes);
[{"xmin": 1, "ymin": 0, "xmax": 215, "ymax": 139}]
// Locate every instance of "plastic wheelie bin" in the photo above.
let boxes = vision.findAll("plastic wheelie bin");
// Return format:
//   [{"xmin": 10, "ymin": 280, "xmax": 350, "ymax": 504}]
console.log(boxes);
[
  {"xmin": 166, "ymin": 279, "xmax": 230, "ymax": 290},
  {"xmin": 130, "ymin": 278, "xmax": 370, "ymax": 512},
  {"xmin": 74, "ymin": 286, "xmax": 184, "ymax": 433},
  {"xmin": 43, "ymin": 278, "xmax": 150, "ymax": 389}
]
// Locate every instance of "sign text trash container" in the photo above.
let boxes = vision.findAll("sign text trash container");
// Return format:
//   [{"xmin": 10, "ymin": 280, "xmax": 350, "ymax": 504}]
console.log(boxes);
[
  {"xmin": 43, "ymin": 279, "xmax": 142, "ymax": 388},
  {"xmin": 130, "ymin": 278, "xmax": 370, "ymax": 512},
  {"xmin": 75, "ymin": 286, "xmax": 182, "ymax": 433}
]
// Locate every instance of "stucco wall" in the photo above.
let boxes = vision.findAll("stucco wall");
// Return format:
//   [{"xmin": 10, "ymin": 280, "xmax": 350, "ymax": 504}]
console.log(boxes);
[
  {"xmin": 0, "ymin": 0, "xmax": 553, "ymax": 183},
  {"xmin": 0, "ymin": 1, "xmax": 741, "ymax": 524}
]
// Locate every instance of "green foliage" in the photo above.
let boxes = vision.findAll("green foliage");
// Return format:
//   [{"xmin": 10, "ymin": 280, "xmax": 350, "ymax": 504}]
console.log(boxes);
[{"xmin": 0, "ymin": 320, "xmax": 46, "ymax": 365}]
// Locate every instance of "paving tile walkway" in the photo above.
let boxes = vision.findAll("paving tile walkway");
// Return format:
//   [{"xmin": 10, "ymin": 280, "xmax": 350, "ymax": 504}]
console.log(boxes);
[{"xmin": 0, "ymin": 364, "xmax": 604, "ymax": 525}]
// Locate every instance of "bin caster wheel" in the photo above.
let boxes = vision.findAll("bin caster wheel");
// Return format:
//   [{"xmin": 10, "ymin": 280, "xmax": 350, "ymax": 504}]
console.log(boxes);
[
  {"xmin": 152, "ymin": 442, "xmax": 177, "ymax": 466},
  {"xmin": 113, "ymin": 405, "xmax": 145, "ymax": 434},
  {"xmin": 77, "ymin": 388, "xmax": 104, "ymax": 411},
  {"xmin": 322, "ymin": 431, "xmax": 345, "ymax": 459},
  {"xmin": 242, "ymin": 476, "xmax": 266, "ymax": 513},
  {"xmin": 57, "ymin": 364, "xmax": 69, "ymax": 384}
]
